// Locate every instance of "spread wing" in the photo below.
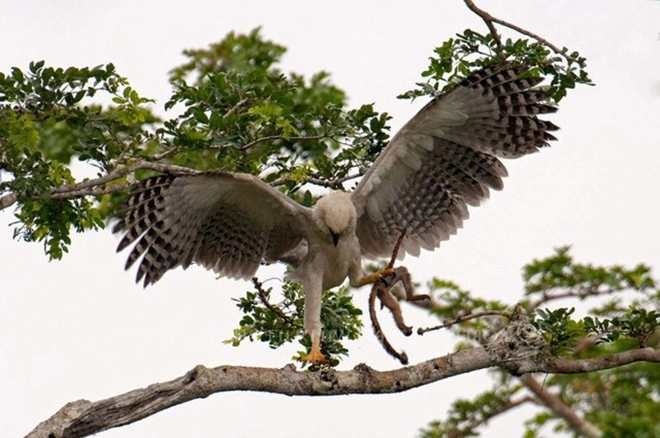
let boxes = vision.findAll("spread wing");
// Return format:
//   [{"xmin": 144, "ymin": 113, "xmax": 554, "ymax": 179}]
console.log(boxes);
[
  {"xmin": 112, "ymin": 172, "xmax": 312, "ymax": 286},
  {"xmin": 352, "ymin": 62, "xmax": 558, "ymax": 258}
]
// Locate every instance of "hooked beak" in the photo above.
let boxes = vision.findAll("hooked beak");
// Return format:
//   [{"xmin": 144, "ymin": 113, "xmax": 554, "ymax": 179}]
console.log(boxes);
[{"xmin": 329, "ymin": 229, "xmax": 340, "ymax": 247}]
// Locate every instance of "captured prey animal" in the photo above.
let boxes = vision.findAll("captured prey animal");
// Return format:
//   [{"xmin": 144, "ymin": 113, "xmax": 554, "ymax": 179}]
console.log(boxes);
[{"xmin": 112, "ymin": 62, "xmax": 558, "ymax": 364}]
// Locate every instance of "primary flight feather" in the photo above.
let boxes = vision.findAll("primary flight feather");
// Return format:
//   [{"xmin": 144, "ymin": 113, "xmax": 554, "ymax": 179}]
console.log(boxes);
[{"xmin": 113, "ymin": 62, "xmax": 558, "ymax": 364}]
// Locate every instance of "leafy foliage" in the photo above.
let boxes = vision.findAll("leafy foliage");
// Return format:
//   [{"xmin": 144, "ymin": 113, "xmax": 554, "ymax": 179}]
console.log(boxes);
[
  {"xmin": 0, "ymin": 29, "xmax": 391, "ymax": 258},
  {"xmin": 398, "ymin": 29, "xmax": 592, "ymax": 103},
  {"xmin": 226, "ymin": 279, "xmax": 363, "ymax": 367},
  {"xmin": 420, "ymin": 386, "xmax": 524, "ymax": 438},
  {"xmin": 421, "ymin": 247, "xmax": 660, "ymax": 437},
  {"xmin": 0, "ymin": 62, "xmax": 155, "ymax": 257}
]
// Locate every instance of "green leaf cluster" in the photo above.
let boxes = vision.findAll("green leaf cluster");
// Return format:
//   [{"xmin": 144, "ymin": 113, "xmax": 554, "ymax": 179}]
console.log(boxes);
[
  {"xmin": 422, "ymin": 247, "xmax": 659, "ymax": 437},
  {"xmin": 1, "ymin": 29, "xmax": 394, "ymax": 257},
  {"xmin": 225, "ymin": 280, "xmax": 362, "ymax": 367},
  {"xmin": 161, "ymin": 28, "xmax": 391, "ymax": 192},
  {"xmin": 421, "ymin": 386, "xmax": 522, "ymax": 438},
  {"xmin": 0, "ymin": 62, "xmax": 157, "ymax": 257},
  {"xmin": 398, "ymin": 29, "xmax": 592, "ymax": 103}
]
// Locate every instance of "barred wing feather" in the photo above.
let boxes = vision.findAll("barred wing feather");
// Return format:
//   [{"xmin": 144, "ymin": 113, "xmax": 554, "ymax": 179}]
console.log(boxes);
[{"xmin": 352, "ymin": 62, "xmax": 558, "ymax": 259}]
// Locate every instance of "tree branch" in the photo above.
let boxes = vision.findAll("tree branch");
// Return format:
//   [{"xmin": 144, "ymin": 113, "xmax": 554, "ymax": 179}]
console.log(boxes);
[
  {"xmin": 0, "ymin": 162, "xmax": 200, "ymax": 212},
  {"xmin": 529, "ymin": 287, "xmax": 623, "ymax": 309},
  {"xmin": 418, "ymin": 310, "xmax": 511, "ymax": 335},
  {"xmin": 252, "ymin": 277, "xmax": 293, "ymax": 324},
  {"xmin": 0, "ymin": 191, "xmax": 17, "ymax": 210},
  {"xmin": 270, "ymin": 172, "xmax": 362, "ymax": 190},
  {"xmin": 520, "ymin": 374, "xmax": 602, "ymax": 438},
  {"xmin": 230, "ymin": 133, "xmax": 332, "ymax": 152},
  {"xmin": 450, "ymin": 395, "xmax": 536, "ymax": 438},
  {"xmin": 27, "ymin": 340, "xmax": 659, "ymax": 438},
  {"xmin": 463, "ymin": 0, "xmax": 503, "ymax": 50},
  {"xmin": 0, "ymin": 156, "xmax": 359, "ymax": 212},
  {"xmin": 464, "ymin": 0, "xmax": 585, "ymax": 67}
]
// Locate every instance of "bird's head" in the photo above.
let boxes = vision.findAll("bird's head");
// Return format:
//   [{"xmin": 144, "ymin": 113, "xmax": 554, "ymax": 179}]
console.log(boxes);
[{"xmin": 313, "ymin": 191, "xmax": 357, "ymax": 246}]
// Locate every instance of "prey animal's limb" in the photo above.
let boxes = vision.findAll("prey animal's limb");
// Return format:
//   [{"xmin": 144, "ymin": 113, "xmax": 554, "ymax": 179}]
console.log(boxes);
[
  {"xmin": 369, "ymin": 281, "xmax": 409, "ymax": 365},
  {"xmin": 368, "ymin": 237, "xmax": 430, "ymax": 363},
  {"xmin": 355, "ymin": 228, "xmax": 409, "ymax": 287},
  {"xmin": 377, "ymin": 267, "xmax": 430, "ymax": 336}
]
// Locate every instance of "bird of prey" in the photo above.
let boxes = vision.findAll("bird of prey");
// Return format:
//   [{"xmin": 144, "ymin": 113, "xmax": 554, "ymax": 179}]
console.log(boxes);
[{"xmin": 113, "ymin": 62, "xmax": 558, "ymax": 365}]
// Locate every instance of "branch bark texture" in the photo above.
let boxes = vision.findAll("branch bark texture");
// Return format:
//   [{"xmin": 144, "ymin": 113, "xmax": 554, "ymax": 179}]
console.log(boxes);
[{"xmin": 28, "ymin": 347, "xmax": 660, "ymax": 438}]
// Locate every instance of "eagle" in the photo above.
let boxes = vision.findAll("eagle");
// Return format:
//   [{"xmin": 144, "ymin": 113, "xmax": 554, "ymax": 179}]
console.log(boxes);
[{"xmin": 112, "ymin": 62, "xmax": 558, "ymax": 365}]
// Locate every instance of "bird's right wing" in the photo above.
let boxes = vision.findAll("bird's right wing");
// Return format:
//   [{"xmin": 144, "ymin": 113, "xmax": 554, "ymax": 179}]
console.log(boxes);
[
  {"xmin": 351, "ymin": 62, "xmax": 558, "ymax": 259},
  {"xmin": 112, "ymin": 172, "xmax": 312, "ymax": 286}
]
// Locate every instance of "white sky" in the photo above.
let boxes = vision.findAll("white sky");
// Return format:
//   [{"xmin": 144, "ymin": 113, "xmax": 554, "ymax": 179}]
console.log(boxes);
[{"xmin": 1, "ymin": 1, "xmax": 659, "ymax": 437}]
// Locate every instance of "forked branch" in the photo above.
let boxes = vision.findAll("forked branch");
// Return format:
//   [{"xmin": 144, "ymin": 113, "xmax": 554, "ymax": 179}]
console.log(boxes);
[{"xmin": 464, "ymin": 0, "xmax": 586, "ymax": 66}]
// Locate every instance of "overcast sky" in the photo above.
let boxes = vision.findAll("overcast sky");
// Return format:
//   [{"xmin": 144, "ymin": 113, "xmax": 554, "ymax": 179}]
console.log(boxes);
[{"xmin": 2, "ymin": 1, "xmax": 660, "ymax": 437}]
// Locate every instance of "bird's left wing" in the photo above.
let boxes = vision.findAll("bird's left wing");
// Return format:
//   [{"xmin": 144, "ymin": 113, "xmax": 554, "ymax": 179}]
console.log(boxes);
[
  {"xmin": 352, "ymin": 62, "xmax": 558, "ymax": 259},
  {"xmin": 112, "ymin": 172, "xmax": 312, "ymax": 286}
]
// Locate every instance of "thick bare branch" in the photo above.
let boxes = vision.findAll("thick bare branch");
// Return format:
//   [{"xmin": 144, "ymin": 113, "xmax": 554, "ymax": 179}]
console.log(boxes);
[
  {"xmin": 27, "ymin": 341, "xmax": 659, "ymax": 438},
  {"xmin": 525, "ymin": 348, "xmax": 660, "ymax": 374}
]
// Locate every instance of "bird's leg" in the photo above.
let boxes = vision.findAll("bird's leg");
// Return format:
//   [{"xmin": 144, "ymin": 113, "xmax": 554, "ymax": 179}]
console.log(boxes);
[
  {"xmin": 300, "ymin": 332, "xmax": 328, "ymax": 365},
  {"xmin": 356, "ymin": 268, "xmax": 396, "ymax": 287},
  {"xmin": 356, "ymin": 229, "xmax": 409, "ymax": 287},
  {"xmin": 299, "ymin": 284, "xmax": 328, "ymax": 365}
]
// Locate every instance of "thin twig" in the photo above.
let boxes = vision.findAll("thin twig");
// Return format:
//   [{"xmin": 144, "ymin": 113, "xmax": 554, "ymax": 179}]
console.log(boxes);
[
  {"xmin": 463, "ymin": 0, "xmax": 503, "ymax": 50},
  {"xmin": 224, "ymin": 98, "xmax": 254, "ymax": 118},
  {"xmin": 151, "ymin": 147, "xmax": 178, "ymax": 161},
  {"xmin": 235, "ymin": 133, "xmax": 332, "ymax": 152},
  {"xmin": 464, "ymin": 0, "xmax": 586, "ymax": 67},
  {"xmin": 251, "ymin": 277, "xmax": 293, "ymax": 324},
  {"xmin": 449, "ymin": 395, "xmax": 536, "ymax": 438},
  {"xmin": 529, "ymin": 287, "xmax": 622, "ymax": 309},
  {"xmin": 271, "ymin": 172, "xmax": 362, "ymax": 190},
  {"xmin": 368, "ymin": 229, "xmax": 414, "ymax": 364},
  {"xmin": 418, "ymin": 310, "xmax": 511, "ymax": 335}
]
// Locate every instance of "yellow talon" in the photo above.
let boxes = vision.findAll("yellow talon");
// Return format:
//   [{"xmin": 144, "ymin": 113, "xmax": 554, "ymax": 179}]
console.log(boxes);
[
  {"xmin": 300, "ymin": 347, "xmax": 329, "ymax": 365},
  {"xmin": 299, "ymin": 335, "xmax": 329, "ymax": 365},
  {"xmin": 381, "ymin": 267, "xmax": 395, "ymax": 277},
  {"xmin": 357, "ymin": 268, "xmax": 396, "ymax": 287}
]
